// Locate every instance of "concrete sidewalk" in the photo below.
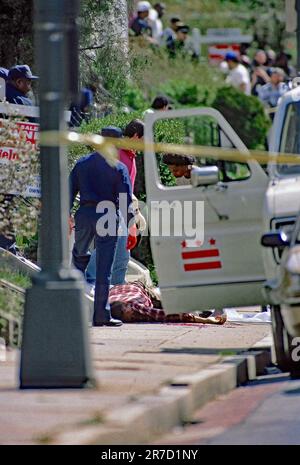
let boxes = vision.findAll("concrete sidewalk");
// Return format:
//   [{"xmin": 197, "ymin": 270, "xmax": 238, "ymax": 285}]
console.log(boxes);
[{"xmin": 0, "ymin": 321, "xmax": 272, "ymax": 445}]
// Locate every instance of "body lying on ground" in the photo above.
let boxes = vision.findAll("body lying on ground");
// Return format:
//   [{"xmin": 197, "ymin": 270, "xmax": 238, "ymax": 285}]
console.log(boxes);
[{"xmin": 109, "ymin": 281, "xmax": 227, "ymax": 324}]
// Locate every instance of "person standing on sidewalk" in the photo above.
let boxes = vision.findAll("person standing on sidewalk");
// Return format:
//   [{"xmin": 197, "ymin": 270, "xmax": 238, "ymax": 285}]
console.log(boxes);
[
  {"xmin": 86, "ymin": 121, "xmax": 145, "ymax": 287},
  {"xmin": 119, "ymin": 119, "xmax": 144, "ymax": 190},
  {"xmin": 69, "ymin": 148, "xmax": 135, "ymax": 327}
]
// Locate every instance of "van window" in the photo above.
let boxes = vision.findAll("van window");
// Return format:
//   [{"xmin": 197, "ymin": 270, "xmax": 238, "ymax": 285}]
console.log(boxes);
[
  {"xmin": 279, "ymin": 102, "xmax": 300, "ymax": 175},
  {"xmin": 155, "ymin": 116, "xmax": 251, "ymax": 187}
]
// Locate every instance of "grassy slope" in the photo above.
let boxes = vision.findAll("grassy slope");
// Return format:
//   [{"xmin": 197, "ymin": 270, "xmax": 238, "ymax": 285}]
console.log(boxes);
[{"xmin": 160, "ymin": 0, "xmax": 249, "ymax": 30}]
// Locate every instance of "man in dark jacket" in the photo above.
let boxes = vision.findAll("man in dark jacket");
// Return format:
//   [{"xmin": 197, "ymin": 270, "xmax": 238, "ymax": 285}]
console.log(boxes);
[
  {"xmin": 0, "ymin": 65, "xmax": 38, "ymax": 253},
  {"xmin": 6, "ymin": 64, "xmax": 38, "ymax": 106},
  {"xmin": 69, "ymin": 150, "xmax": 135, "ymax": 327}
]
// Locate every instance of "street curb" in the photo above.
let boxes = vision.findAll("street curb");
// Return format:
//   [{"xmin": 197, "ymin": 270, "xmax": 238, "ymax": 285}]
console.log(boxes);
[{"xmin": 51, "ymin": 342, "xmax": 272, "ymax": 445}]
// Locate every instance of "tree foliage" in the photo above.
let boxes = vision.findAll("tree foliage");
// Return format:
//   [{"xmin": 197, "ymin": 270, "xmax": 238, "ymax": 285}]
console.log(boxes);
[
  {"xmin": 79, "ymin": 0, "xmax": 130, "ymax": 104},
  {"xmin": 0, "ymin": 0, "xmax": 34, "ymax": 68},
  {"xmin": 213, "ymin": 85, "xmax": 271, "ymax": 149}
]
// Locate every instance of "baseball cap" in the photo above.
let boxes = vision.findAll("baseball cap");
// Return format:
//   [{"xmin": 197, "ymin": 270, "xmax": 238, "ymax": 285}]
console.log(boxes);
[
  {"xmin": 225, "ymin": 51, "xmax": 239, "ymax": 61},
  {"xmin": 100, "ymin": 126, "xmax": 123, "ymax": 139},
  {"xmin": 270, "ymin": 67, "xmax": 285, "ymax": 77},
  {"xmin": 137, "ymin": 1, "xmax": 151, "ymax": 12},
  {"xmin": 8, "ymin": 64, "xmax": 39, "ymax": 81}
]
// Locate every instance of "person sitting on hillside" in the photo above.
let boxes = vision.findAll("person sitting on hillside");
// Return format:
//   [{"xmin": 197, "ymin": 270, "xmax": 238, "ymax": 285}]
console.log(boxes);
[
  {"xmin": 130, "ymin": 1, "xmax": 152, "ymax": 37},
  {"xmin": 148, "ymin": 2, "xmax": 166, "ymax": 43},
  {"xmin": 225, "ymin": 51, "xmax": 251, "ymax": 95},
  {"xmin": 274, "ymin": 51, "xmax": 296, "ymax": 78},
  {"xmin": 162, "ymin": 16, "xmax": 181, "ymax": 48},
  {"xmin": 167, "ymin": 24, "xmax": 194, "ymax": 59},
  {"xmin": 251, "ymin": 49, "xmax": 270, "ymax": 96},
  {"xmin": 69, "ymin": 87, "xmax": 94, "ymax": 128},
  {"xmin": 143, "ymin": 95, "xmax": 171, "ymax": 115},
  {"xmin": 257, "ymin": 67, "xmax": 289, "ymax": 114}
]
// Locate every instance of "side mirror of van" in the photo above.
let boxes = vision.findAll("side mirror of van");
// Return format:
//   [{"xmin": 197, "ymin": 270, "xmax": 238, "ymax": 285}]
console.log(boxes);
[
  {"xmin": 191, "ymin": 166, "xmax": 219, "ymax": 187},
  {"xmin": 261, "ymin": 231, "xmax": 290, "ymax": 248}
]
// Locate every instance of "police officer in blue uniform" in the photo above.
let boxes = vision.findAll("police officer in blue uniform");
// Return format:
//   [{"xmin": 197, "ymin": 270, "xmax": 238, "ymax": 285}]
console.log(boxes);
[
  {"xmin": 6, "ymin": 64, "xmax": 38, "ymax": 106},
  {"xmin": 0, "ymin": 65, "xmax": 38, "ymax": 253},
  {"xmin": 69, "ymin": 149, "xmax": 134, "ymax": 327}
]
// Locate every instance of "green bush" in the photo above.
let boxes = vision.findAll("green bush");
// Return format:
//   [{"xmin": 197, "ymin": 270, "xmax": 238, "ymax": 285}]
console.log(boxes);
[
  {"xmin": 123, "ymin": 83, "xmax": 149, "ymax": 111},
  {"xmin": 159, "ymin": 79, "xmax": 216, "ymax": 107},
  {"xmin": 213, "ymin": 86, "xmax": 272, "ymax": 149}
]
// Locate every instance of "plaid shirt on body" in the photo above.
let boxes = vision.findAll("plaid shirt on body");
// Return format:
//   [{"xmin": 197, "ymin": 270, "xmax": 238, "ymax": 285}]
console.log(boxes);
[{"xmin": 109, "ymin": 282, "xmax": 226, "ymax": 324}]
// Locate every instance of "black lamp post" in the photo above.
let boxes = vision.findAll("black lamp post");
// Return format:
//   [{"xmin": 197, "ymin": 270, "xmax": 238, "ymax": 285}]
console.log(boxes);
[{"xmin": 20, "ymin": 0, "xmax": 94, "ymax": 388}]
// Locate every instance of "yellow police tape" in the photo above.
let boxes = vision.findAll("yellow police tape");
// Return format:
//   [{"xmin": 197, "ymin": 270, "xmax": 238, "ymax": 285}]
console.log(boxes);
[{"xmin": 39, "ymin": 130, "xmax": 300, "ymax": 166}]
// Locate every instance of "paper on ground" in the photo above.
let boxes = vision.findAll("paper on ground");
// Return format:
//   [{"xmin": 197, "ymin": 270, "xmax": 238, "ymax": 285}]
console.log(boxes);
[{"xmin": 225, "ymin": 308, "xmax": 271, "ymax": 323}]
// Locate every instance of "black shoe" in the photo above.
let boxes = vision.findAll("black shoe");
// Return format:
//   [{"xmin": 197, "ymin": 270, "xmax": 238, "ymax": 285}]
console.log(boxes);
[{"xmin": 93, "ymin": 318, "xmax": 123, "ymax": 327}]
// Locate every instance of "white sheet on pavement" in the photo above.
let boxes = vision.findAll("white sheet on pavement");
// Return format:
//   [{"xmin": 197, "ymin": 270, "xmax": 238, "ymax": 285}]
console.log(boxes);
[{"xmin": 225, "ymin": 308, "xmax": 271, "ymax": 323}]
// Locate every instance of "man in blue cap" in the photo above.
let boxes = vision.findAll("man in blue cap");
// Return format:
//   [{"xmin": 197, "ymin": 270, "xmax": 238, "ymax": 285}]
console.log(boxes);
[
  {"xmin": 0, "ymin": 66, "xmax": 38, "ymax": 253},
  {"xmin": 69, "ymin": 140, "xmax": 135, "ymax": 327},
  {"xmin": 224, "ymin": 51, "xmax": 251, "ymax": 95},
  {"xmin": 6, "ymin": 64, "xmax": 38, "ymax": 105},
  {"xmin": 85, "ymin": 126, "xmax": 132, "ymax": 288}
]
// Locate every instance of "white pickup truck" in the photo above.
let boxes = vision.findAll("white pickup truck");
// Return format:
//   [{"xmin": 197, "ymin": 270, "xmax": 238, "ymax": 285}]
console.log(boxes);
[
  {"xmin": 143, "ymin": 90, "xmax": 300, "ymax": 376},
  {"xmin": 262, "ymin": 83, "xmax": 300, "ymax": 377}
]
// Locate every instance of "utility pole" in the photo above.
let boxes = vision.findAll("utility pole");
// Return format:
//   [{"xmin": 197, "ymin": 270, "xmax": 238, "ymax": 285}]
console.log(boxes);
[{"xmin": 20, "ymin": 0, "xmax": 94, "ymax": 388}]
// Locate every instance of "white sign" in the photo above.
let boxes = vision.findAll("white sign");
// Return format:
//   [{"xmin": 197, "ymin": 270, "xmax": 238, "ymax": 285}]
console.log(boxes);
[{"xmin": 0, "ymin": 121, "xmax": 41, "ymax": 197}]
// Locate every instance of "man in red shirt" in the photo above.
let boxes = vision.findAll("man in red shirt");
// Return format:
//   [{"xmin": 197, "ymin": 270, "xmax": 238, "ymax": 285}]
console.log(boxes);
[{"xmin": 119, "ymin": 119, "xmax": 144, "ymax": 192}]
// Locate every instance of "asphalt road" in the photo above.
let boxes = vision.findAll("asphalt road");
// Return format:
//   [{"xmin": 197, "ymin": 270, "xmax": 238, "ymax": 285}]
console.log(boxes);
[{"xmin": 154, "ymin": 371, "xmax": 300, "ymax": 445}]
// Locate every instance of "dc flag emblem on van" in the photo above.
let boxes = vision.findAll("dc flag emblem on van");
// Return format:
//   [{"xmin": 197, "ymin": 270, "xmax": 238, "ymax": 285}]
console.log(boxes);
[{"xmin": 181, "ymin": 238, "xmax": 222, "ymax": 272}]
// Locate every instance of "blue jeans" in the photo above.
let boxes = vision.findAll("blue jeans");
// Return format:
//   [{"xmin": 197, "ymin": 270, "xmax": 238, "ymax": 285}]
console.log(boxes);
[
  {"xmin": 86, "ymin": 214, "xmax": 129, "ymax": 286},
  {"xmin": 72, "ymin": 205, "xmax": 118, "ymax": 323}
]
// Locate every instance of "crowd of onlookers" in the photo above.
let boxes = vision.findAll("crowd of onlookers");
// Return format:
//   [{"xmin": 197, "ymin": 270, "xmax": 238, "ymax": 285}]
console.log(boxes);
[
  {"xmin": 220, "ymin": 47, "xmax": 296, "ymax": 113},
  {"xmin": 129, "ymin": 1, "xmax": 198, "ymax": 59},
  {"xmin": 129, "ymin": 2, "xmax": 296, "ymax": 112}
]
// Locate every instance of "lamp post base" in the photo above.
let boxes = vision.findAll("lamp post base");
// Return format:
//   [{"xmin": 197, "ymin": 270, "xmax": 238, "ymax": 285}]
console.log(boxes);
[{"xmin": 20, "ymin": 276, "xmax": 94, "ymax": 388}]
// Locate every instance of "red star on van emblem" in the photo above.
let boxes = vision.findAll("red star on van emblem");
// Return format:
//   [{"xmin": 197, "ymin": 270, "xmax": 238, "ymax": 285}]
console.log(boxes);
[
  {"xmin": 209, "ymin": 238, "xmax": 216, "ymax": 246},
  {"xmin": 181, "ymin": 240, "xmax": 186, "ymax": 248}
]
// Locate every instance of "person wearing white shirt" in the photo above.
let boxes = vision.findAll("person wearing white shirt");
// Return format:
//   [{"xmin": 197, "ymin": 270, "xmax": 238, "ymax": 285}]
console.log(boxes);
[
  {"xmin": 225, "ymin": 51, "xmax": 251, "ymax": 96},
  {"xmin": 148, "ymin": 2, "xmax": 166, "ymax": 43}
]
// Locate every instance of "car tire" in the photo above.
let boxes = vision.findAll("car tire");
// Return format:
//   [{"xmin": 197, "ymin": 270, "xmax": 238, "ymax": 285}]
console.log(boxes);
[{"xmin": 271, "ymin": 305, "xmax": 300, "ymax": 379}]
